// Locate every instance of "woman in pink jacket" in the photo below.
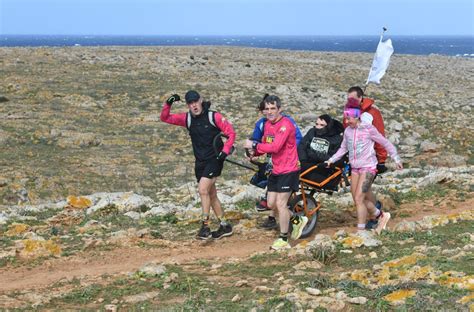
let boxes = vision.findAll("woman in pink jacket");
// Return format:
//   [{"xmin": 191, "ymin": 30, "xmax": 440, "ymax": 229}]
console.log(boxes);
[{"xmin": 326, "ymin": 107, "xmax": 403, "ymax": 234}]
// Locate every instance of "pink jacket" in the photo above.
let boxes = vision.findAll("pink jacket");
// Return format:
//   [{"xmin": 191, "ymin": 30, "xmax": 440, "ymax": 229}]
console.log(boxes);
[
  {"xmin": 255, "ymin": 116, "xmax": 300, "ymax": 175},
  {"xmin": 328, "ymin": 123, "xmax": 400, "ymax": 169}
]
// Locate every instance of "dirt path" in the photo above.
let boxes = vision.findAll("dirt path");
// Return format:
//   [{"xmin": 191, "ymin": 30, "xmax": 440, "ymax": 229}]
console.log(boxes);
[{"xmin": 1, "ymin": 197, "xmax": 472, "ymax": 293}]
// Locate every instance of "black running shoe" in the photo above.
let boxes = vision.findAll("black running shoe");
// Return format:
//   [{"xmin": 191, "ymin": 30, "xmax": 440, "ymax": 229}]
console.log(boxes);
[
  {"xmin": 366, "ymin": 201, "xmax": 382, "ymax": 230},
  {"xmin": 197, "ymin": 224, "xmax": 212, "ymax": 240},
  {"xmin": 259, "ymin": 217, "xmax": 278, "ymax": 230},
  {"xmin": 211, "ymin": 223, "xmax": 233, "ymax": 239},
  {"xmin": 255, "ymin": 200, "xmax": 271, "ymax": 212}
]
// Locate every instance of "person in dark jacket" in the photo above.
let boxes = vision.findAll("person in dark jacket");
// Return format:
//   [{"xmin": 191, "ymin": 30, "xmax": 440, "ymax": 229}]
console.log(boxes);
[
  {"xmin": 160, "ymin": 90, "xmax": 236, "ymax": 240},
  {"xmin": 298, "ymin": 114, "xmax": 344, "ymax": 188}
]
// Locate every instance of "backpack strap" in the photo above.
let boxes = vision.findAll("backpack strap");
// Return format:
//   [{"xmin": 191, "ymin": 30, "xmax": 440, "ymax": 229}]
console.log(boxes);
[
  {"xmin": 208, "ymin": 111, "xmax": 217, "ymax": 128},
  {"xmin": 186, "ymin": 111, "xmax": 217, "ymax": 130},
  {"xmin": 186, "ymin": 112, "xmax": 191, "ymax": 130}
]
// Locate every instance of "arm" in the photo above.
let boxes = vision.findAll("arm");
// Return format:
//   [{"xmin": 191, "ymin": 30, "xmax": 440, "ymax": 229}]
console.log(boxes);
[
  {"xmin": 214, "ymin": 112, "xmax": 236, "ymax": 155},
  {"xmin": 369, "ymin": 126, "xmax": 401, "ymax": 164},
  {"xmin": 160, "ymin": 102, "xmax": 187, "ymax": 127},
  {"xmin": 251, "ymin": 118, "xmax": 265, "ymax": 142},
  {"xmin": 328, "ymin": 133, "xmax": 348, "ymax": 164}
]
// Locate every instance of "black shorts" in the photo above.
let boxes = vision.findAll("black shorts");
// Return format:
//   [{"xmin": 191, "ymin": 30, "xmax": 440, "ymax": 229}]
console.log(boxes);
[
  {"xmin": 195, "ymin": 159, "xmax": 224, "ymax": 182},
  {"xmin": 267, "ymin": 171, "xmax": 300, "ymax": 193}
]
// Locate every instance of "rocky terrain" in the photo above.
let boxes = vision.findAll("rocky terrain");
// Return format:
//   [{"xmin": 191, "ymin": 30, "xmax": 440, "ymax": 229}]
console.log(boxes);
[{"xmin": 0, "ymin": 46, "xmax": 473, "ymax": 310}]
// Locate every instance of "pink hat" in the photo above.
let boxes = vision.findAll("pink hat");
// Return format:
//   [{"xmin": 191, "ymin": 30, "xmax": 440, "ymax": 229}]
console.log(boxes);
[{"xmin": 344, "ymin": 108, "xmax": 361, "ymax": 118}]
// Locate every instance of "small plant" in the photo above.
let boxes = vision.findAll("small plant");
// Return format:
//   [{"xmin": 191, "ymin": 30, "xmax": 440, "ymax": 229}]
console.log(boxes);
[
  {"xmin": 309, "ymin": 244, "xmax": 337, "ymax": 265},
  {"xmin": 309, "ymin": 274, "xmax": 333, "ymax": 289},
  {"xmin": 145, "ymin": 213, "xmax": 178, "ymax": 226}
]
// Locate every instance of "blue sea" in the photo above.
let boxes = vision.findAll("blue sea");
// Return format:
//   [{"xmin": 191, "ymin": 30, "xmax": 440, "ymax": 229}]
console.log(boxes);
[{"xmin": 1, "ymin": 35, "xmax": 473, "ymax": 57}]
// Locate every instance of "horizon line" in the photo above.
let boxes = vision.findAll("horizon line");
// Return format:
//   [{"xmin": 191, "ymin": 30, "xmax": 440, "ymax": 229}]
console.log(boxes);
[{"xmin": 2, "ymin": 34, "xmax": 473, "ymax": 37}]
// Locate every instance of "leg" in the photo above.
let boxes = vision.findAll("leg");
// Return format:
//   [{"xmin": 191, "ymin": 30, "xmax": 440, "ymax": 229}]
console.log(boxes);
[
  {"xmin": 361, "ymin": 172, "xmax": 377, "ymax": 217},
  {"xmin": 351, "ymin": 172, "xmax": 370, "ymax": 230},
  {"xmin": 198, "ymin": 177, "xmax": 216, "ymax": 217},
  {"xmin": 208, "ymin": 181, "xmax": 224, "ymax": 218},
  {"xmin": 208, "ymin": 180, "xmax": 234, "ymax": 239},
  {"xmin": 366, "ymin": 188, "xmax": 377, "ymax": 206},
  {"xmin": 275, "ymin": 192, "xmax": 292, "ymax": 234},
  {"xmin": 270, "ymin": 191, "xmax": 293, "ymax": 250},
  {"xmin": 266, "ymin": 191, "xmax": 277, "ymax": 211},
  {"xmin": 260, "ymin": 191, "xmax": 278, "ymax": 230}
]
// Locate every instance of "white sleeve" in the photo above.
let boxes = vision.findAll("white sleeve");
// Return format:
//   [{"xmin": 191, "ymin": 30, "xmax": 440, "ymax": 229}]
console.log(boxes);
[{"xmin": 360, "ymin": 112, "xmax": 374, "ymax": 125}]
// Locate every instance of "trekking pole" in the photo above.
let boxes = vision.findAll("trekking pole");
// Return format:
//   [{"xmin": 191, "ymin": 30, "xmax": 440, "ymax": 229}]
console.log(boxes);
[
  {"xmin": 225, "ymin": 158, "xmax": 258, "ymax": 172},
  {"xmin": 213, "ymin": 133, "xmax": 258, "ymax": 172}
]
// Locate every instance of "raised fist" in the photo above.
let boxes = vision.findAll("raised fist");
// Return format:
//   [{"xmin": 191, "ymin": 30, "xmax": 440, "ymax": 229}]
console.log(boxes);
[{"xmin": 166, "ymin": 94, "xmax": 181, "ymax": 105}]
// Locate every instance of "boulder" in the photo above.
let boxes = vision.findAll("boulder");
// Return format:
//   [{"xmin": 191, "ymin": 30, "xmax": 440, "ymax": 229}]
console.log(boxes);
[
  {"xmin": 139, "ymin": 263, "xmax": 167, "ymax": 276},
  {"xmin": 420, "ymin": 140, "xmax": 439, "ymax": 153}
]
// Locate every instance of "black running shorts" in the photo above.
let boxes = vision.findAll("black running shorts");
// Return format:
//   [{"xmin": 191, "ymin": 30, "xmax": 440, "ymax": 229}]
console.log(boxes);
[
  {"xmin": 195, "ymin": 159, "xmax": 224, "ymax": 182},
  {"xmin": 267, "ymin": 171, "xmax": 300, "ymax": 193}
]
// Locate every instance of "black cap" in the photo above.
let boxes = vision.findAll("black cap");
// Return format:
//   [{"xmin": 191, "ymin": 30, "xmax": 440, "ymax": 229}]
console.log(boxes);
[{"xmin": 185, "ymin": 90, "xmax": 200, "ymax": 103}]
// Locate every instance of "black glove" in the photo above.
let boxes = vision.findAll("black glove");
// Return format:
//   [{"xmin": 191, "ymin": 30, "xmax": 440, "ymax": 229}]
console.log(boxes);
[
  {"xmin": 166, "ymin": 94, "xmax": 180, "ymax": 105},
  {"xmin": 377, "ymin": 163, "xmax": 387, "ymax": 174},
  {"xmin": 216, "ymin": 151, "xmax": 228, "ymax": 162}
]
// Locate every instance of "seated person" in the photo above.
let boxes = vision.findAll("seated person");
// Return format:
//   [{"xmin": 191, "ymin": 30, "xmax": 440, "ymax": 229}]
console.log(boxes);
[{"xmin": 298, "ymin": 114, "xmax": 344, "ymax": 189}]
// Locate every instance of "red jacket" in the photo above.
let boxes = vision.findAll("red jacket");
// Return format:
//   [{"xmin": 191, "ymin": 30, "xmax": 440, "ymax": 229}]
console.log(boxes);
[
  {"xmin": 343, "ymin": 98, "xmax": 387, "ymax": 163},
  {"xmin": 255, "ymin": 116, "xmax": 300, "ymax": 175}
]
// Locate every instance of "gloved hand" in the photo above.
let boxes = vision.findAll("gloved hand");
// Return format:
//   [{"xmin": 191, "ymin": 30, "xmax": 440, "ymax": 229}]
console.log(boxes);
[
  {"xmin": 376, "ymin": 163, "xmax": 388, "ymax": 174},
  {"xmin": 166, "ymin": 94, "xmax": 181, "ymax": 105},
  {"xmin": 216, "ymin": 151, "xmax": 228, "ymax": 162}
]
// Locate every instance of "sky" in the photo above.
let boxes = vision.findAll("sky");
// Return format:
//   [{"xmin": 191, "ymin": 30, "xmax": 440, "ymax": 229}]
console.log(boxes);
[{"xmin": 1, "ymin": 0, "xmax": 473, "ymax": 36}]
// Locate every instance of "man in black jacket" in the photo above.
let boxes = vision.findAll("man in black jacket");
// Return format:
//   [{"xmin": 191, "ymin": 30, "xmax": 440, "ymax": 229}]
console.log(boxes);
[
  {"xmin": 160, "ymin": 90, "xmax": 236, "ymax": 240},
  {"xmin": 298, "ymin": 114, "xmax": 344, "ymax": 189}
]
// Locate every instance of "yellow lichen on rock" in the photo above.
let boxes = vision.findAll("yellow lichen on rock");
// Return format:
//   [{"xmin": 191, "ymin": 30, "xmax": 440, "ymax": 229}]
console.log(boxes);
[
  {"xmin": 458, "ymin": 293, "xmax": 474, "ymax": 304},
  {"xmin": 5, "ymin": 223, "xmax": 29, "ymax": 237},
  {"xmin": 341, "ymin": 236, "xmax": 363, "ymax": 248},
  {"xmin": 18, "ymin": 239, "xmax": 62, "ymax": 258},
  {"xmin": 350, "ymin": 270, "xmax": 370, "ymax": 285},
  {"xmin": 437, "ymin": 273, "xmax": 474, "ymax": 290},
  {"xmin": 385, "ymin": 253, "xmax": 425, "ymax": 268},
  {"xmin": 67, "ymin": 195, "xmax": 92, "ymax": 209},
  {"xmin": 224, "ymin": 211, "xmax": 246, "ymax": 221},
  {"xmin": 384, "ymin": 289, "xmax": 416, "ymax": 305}
]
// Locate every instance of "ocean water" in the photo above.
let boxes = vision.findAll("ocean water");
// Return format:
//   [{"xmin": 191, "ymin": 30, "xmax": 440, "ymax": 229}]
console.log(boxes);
[{"xmin": 0, "ymin": 35, "xmax": 473, "ymax": 56}]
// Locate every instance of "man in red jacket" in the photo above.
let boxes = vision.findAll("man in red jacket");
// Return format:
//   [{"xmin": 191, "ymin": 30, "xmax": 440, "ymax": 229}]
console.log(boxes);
[
  {"xmin": 344, "ymin": 86, "xmax": 388, "ymax": 229},
  {"xmin": 344, "ymin": 86, "xmax": 388, "ymax": 167}
]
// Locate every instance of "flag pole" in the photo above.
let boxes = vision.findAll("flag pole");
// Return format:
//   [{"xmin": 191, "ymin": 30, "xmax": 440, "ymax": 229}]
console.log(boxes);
[{"xmin": 364, "ymin": 27, "xmax": 388, "ymax": 92}]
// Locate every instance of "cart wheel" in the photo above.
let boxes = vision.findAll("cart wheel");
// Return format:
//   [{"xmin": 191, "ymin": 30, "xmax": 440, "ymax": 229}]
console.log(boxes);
[{"xmin": 288, "ymin": 193, "xmax": 319, "ymax": 239}]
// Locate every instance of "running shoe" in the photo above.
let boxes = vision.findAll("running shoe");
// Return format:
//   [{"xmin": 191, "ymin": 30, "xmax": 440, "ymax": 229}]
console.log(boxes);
[
  {"xmin": 259, "ymin": 217, "xmax": 278, "ymax": 230},
  {"xmin": 366, "ymin": 201, "xmax": 383, "ymax": 230},
  {"xmin": 197, "ymin": 224, "xmax": 212, "ymax": 240},
  {"xmin": 211, "ymin": 223, "xmax": 233, "ymax": 239},
  {"xmin": 270, "ymin": 238, "xmax": 290, "ymax": 250},
  {"xmin": 255, "ymin": 199, "xmax": 271, "ymax": 212},
  {"xmin": 290, "ymin": 216, "xmax": 309, "ymax": 240}
]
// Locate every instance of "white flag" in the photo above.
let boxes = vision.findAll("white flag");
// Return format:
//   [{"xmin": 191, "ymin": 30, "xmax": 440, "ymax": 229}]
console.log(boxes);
[{"xmin": 366, "ymin": 38, "xmax": 394, "ymax": 85}]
